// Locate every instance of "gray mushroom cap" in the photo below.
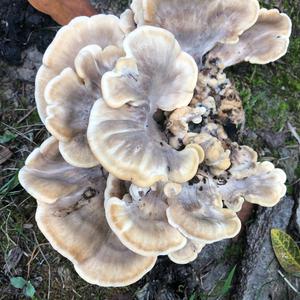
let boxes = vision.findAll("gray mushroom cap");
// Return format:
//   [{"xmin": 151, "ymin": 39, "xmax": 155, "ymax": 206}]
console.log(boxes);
[
  {"xmin": 209, "ymin": 8, "xmax": 292, "ymax": 68},
  {"xmin": 19, "ymin": 137, "xmax": 156, "ymax": 287},
  {"xmin": 35, "ymin": 15, "xmax": 126, "ymax": 123},
  {"xmin": 88, "ymin": 26, "xmax": 202, "ymax": 187},
  {"xmin": 131, "ymin": 0, "xmax": 260, "ymax": 63}
]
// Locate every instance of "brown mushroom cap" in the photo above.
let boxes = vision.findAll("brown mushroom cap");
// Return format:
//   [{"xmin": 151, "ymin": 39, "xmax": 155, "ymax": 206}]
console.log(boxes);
[
  {"xmin": 201, "ymin": 123, "xmax": 228, "ymax": 141},
  {"xmin": 19, "ymin": 137, "xmax": 156, "ymax": 287},
  {"xmin": 219, "ymin": 161, "xmax": 287, "ymax": 209},
  {"xmin": 192, "ymin": 59, "xmax": 245, "ymax": 126},
  {"xmin": 168, "ymin": 239, "xmax": 205, "ymax": 264},
  {"xmin": 131, "ymin": 0, "xmax": 260, "ymax": 62},
  {"xmin": 209, "ymin": 8, "xmax": 292, "ymax": 67},
  {"xmin": 184, "ymin": 132, "xmax": 231, "ymax": 176},
  {"xmin": 166, "ymin": 179, "xmax": 241, "ymax": 242},
  {"xmin": 44, "ymin": 45, "xmax": 123, "ymax": 168},
  {"xmin": 87, "ymin": 26, "xmax": 200, "ymax": 186},
  {"xmin": 36, "ymin": 14, "xmax": 126, "ymax": 123},
  {"xmin": 105, "ymin": 175, "xmax": 187, "ymax": 256}
]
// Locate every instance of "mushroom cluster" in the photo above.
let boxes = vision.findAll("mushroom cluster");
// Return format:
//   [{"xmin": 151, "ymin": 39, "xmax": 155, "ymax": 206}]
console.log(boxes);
[{"xmin": 19, "ymin": 0, "xmax": 291, "ymax": 287}]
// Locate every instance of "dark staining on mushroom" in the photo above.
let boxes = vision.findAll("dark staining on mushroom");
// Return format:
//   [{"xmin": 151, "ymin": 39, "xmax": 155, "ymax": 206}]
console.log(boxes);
[
  {"xmin": 127, "ymin": 73, "xmax": 138, "ymax": 82},
  {"xmin": 152, "ymin": 109, "xmax": 166, "ymax": 131},
  {"xmin": 188, "ymin": 121, "xmax": 202, "ymax": 133},
  {"xmin": 54, "ymin": 197, "xmax": 93, "ymax": 217},
  {"xmin": 202, "ymin": 68, "xmax": 211, "ymax": 77},
  {"xmin": 176, "ymin": 138, "xmax": 185, "ymax": 151},
  {"xmin": 219, "ymin": 83, "xmax": 227, "ymax": 90},
  {"xmin": 222, "ymin": 109, "xmax": 233, "ymax": 115},
  {"xmin": 216, "ymin": 178, "xmax": 227, "ymax": 185},
  {"xmin": 83, "ymin": 187, "xmax": 97, "ymax": 199},
  {"xmin": 188, "ymin": 176, "xmax": 200, "ymax": 185},
  {"xmin": 208, "ymin": 57, "xmax": 219, "ymax": 66}
]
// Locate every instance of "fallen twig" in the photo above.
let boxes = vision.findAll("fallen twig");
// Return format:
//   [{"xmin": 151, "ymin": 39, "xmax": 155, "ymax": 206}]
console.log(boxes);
[
  {"xmin": 287, "ymin": 122, "xmax": 300, "ymax": 145},
  {"xmin": 277, "ymin": 269, "xmax": 299, "ymax": 294}
]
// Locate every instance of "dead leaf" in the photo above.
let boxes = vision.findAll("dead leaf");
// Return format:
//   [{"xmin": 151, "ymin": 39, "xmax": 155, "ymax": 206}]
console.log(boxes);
[
  {"xmin": 233, "ymin": 202, "xmax": 254, "ymax": 240},
  {"xmin": 0, "ymin": 145, "xmax": 13, "ymax": 164},
  {"xmin": 28, "ymin": 0, "xmax": 97, "ymax": 25}
]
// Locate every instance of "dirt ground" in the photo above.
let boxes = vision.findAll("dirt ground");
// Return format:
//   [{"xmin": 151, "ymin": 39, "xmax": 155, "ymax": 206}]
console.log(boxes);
[{"xmin": 0, "ymin": 0, "xmax": 299, "ymax": 299}]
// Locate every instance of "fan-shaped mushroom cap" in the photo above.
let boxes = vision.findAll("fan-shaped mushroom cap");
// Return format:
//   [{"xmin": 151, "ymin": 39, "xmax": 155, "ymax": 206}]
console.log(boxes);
[
  {"xmin": 166, "ymin": 179, "xmax": 241, "ymax": 242},
  {"xmin": 167, "ymin": 107, "xmax": 207, "ymax": 139},
  {"xmin": 105, "ymin": 175, "xmax": 187, "ymax": 256},
  {"xmin": 131, "ymin": 0, "xmax": 260, "ymax": 62},
  {"xmin": 88, "ymin": 100, "xmax": 202, "ymax": 186},
  {"xmin": 36, "ymin": 14, "xmax": 126, "ymax": 123},
  {"xmin": 105, "ymin": 171, "xmax": 128, "ymax": 200},
  {"xmin": 101, "ymin": 26, "xmax": 197, "ymax": 110},
  {"xmin": 201, "ymin": 123, "xmax": 228, "ymax": 141},
  {"xmin": 18, "ymin": 136, "xmax": 89, "ymax": 204},
  {"xmin": 224, "ymin": 196, "xmax": 244, "ymax": 213},
  {"xmin": 219, "ymin": 161, "xmax": 287, "ymax": 210},
  {"xmin": 229, "ymin": 143, "xmax": 258, "ymax": 179},
  {"xmin": 88, "ymin": 26, "xmax": 201, "ymax": 186},
  {"xmin": 120, "ymin": 9, "xmax": 136, "ymax": 34},
  {"xmin": 44, "ymin": 45, "xmax": 124, "ymax": 168},
  {"xmin": 184, "ymin": 133, "xmax": 231, "ymax": 176},
  {"xmin": 168, "ymin": 239, "xmax": 205, "ymax": 264},
  {"xmin": 163, "ymin": 182, "xmax": 182, "ymax": 198},
  {"xmin": 19, "ymin": 137, "xmax": 156, "ymax": 287},
  {"xmin": 209, "ymin": 9, "xmax": 292, "ymax": 68}
]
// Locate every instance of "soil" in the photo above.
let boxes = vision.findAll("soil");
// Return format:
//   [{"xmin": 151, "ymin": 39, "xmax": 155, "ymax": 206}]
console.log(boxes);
[{"xmin": 0, "ymin": 0, "xmax": 56, "ymax": 65}]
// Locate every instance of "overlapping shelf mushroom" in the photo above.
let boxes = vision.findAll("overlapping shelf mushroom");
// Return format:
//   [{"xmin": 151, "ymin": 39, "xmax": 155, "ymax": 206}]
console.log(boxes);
[{"xmin": 19, "ymin": 0, "xmax": 291, "ymax": 287}]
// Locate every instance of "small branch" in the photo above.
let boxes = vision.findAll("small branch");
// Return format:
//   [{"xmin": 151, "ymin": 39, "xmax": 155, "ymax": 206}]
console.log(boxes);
[
  {"xmin": 277, "ymin": 269, "xmax": 299, "ymax": 294},
  {"xmin": 287, "ymin": 122, "xmax": 300, "ymax": 145},
  {"xmin": 32, "ymin": 231, "xmax": 52, "ymax": 300},
  {"xmin": 17, "ymin": 107, "xmax": 36, "ymax": 124}
]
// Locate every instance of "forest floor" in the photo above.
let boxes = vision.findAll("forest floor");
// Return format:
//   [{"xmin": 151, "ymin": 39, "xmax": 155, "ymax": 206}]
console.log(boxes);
[{"xmin": 0, "ymin": 0, "xmax": 299, "ymax": 299}]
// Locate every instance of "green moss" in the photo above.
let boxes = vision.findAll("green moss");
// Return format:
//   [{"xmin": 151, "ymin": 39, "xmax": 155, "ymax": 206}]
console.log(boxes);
[
  {"xmin": 223, "ymin": 243, "xmax": 243, "ymax": 261},
  {"xmin": 228, "ymin": 0, "xmax": 300, "ymax": 133}
]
